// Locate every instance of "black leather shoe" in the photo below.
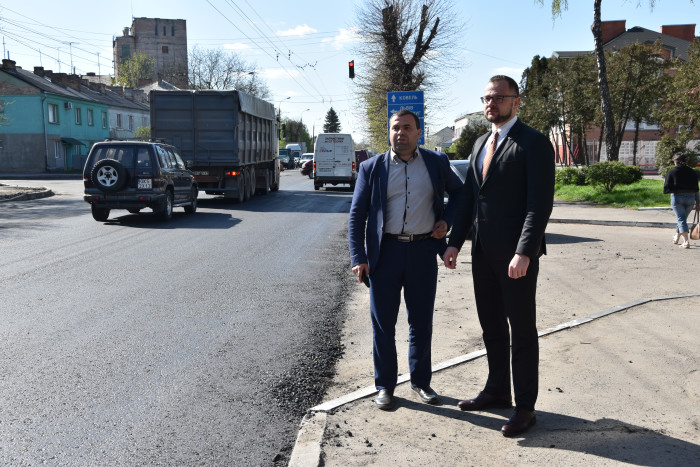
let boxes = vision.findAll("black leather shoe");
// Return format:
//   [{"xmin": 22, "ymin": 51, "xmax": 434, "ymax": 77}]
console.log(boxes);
[
  {"xmin": 375, "ymin": 388, "xmax": 395, "ymax": 410},
  {"xmin": 501, "ymin": 408, "xmax": 536, "ymax": 437},
  {"xmin": 411, "ymin": 384, "xmax": 439, "ymax": 404},
  {"xmin": 458, "ymin": 391, "xmax": 512, "ymax": 411}
]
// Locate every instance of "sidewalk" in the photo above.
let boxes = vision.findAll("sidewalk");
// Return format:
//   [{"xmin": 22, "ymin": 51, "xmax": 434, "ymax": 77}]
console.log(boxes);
[{"xmin": 290, "ymin": 202, "xmax": 700, "ymax": 466}]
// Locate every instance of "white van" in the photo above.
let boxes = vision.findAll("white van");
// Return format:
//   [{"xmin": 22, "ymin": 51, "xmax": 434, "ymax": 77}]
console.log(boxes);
[{"xmin": 313, "ymin": 133, "xmax": 355, "ymax": 190}]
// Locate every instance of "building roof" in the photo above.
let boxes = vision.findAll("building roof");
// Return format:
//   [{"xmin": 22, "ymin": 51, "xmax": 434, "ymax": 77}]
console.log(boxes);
[
  {"xmin": 605, "ymin": 26, "xmax": 693, "ymax": 60},
  {"xmin": 0, "ymin": 64, "xmax": 149, "ymax": 112}
]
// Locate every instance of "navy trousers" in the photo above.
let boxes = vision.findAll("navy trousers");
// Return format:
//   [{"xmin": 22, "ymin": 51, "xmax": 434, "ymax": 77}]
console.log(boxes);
[{"xmin": 369, "ymin": 237, "xmax": 438, "ymax": 390}]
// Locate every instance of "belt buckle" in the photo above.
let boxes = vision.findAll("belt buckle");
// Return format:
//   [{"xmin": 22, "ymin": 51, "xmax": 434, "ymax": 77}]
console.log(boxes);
[{"xmin": 397, "ymin": 234, "xmax": 412, "ymax": 242}]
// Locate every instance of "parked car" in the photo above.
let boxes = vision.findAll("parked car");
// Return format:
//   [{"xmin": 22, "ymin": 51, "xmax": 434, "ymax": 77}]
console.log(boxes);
[
  {"xmin": 299, "ymin": 152, "xmax": 314, "ymax": 167},
  {"xmin": 83, "ymin": 139, "xmax": 198, "ymax": 222},
  {"xmin": 450, "ymin": 159, "xmax": 470, "ymax": 183},
  {"xmin": 300, "ymin": 159, "xmax": 313, "ymax": 178},
  {"xmin": 444, "ymin": 159, "xmax": 470, "ymax": 206}
]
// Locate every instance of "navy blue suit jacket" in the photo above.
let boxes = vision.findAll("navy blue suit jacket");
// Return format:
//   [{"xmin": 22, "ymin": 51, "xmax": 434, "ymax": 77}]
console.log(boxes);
[{"xmin": 348, "ymin": 148, "xmax": 464, "ymax": 272}]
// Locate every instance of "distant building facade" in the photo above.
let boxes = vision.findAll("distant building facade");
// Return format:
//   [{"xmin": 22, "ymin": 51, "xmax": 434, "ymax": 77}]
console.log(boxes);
[{"xmin": 113, "ymin": 18, "xmax": 188, "ymax": 89}]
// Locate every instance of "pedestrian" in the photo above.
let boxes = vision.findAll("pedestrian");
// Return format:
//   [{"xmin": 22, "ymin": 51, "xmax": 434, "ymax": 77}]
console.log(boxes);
[
  {"xmin": 348, "ymin": 109, "xmax": 463, "ymax": 410},
  {"xmin": 443, "ymin": 75, "xmax": 555, "ymax": 436},
  {"xmin": 663, "ymin": 152, "xmax": 700, "ymax": 249}
]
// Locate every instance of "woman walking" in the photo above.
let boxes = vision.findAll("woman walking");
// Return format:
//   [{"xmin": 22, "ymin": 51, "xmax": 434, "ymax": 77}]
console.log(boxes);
[{"xmin": 663, "ymin": 153, "xmax": 700, "ymax": 249}]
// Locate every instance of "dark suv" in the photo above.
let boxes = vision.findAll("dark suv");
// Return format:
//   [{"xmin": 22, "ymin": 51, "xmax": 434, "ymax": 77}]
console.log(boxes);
[{"xmin": 83, "ymin": 140, "xmax": 198, "ymax": 222}]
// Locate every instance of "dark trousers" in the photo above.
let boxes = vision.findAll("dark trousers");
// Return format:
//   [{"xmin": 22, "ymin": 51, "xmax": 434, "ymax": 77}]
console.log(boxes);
[
  {"xmin": 472, "ymin": 241, "xmax": 540, "ymax": 411},
  {"xmin": 369, "ymin": 237, "xmax": 438, "ymax": 390}
]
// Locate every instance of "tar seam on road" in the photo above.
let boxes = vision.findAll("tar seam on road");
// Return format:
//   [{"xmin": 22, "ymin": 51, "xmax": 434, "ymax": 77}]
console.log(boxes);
[{"xmin": 309, "ymin": 292, "xmax": 700, "ymax": 414}]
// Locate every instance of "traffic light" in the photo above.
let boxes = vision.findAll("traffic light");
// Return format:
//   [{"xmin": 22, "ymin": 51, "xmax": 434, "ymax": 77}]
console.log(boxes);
[{"xmin": 349, "ymin": 60, "xmax": 355, "ymax": 79}]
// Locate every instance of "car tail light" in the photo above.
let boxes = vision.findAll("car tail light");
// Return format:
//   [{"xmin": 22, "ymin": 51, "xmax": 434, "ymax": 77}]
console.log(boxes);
[
  {"xmin": 85, "ymin": 195, "xmax": 101, "ymax": 201},
  {"xmin": 139, "ymin": 196, "xmax": 152, "ymax": 201},
  {"xmin": 225, "ymin": 170, "xmax": 241, "ymax": 177}
]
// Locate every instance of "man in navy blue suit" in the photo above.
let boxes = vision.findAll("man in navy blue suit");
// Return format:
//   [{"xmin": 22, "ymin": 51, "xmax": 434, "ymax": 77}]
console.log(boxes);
[{"xmin": 348, "ymin": 110, "xmax": 463, "ymax": 410}]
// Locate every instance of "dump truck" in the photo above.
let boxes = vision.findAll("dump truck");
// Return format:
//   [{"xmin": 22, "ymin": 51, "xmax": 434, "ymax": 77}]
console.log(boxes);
[{"xmin": 149, "ymin": 90, "xmax": 280, "ymax": 202}]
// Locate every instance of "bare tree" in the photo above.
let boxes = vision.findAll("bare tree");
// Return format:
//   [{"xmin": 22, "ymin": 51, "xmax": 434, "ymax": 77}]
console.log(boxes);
[
  {"xmin": 354, "ymin": 0, "xmax": 463, "ymax": 150},
  {"xmin": 188, "ymin": 46, "xmax": 271, "ymax": 99}
]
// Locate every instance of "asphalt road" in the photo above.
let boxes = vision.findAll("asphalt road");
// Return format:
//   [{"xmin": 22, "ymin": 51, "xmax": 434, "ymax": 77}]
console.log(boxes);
[{"xmin": 0, "ymin": 171, "xmax": 354, "ymax": 465}]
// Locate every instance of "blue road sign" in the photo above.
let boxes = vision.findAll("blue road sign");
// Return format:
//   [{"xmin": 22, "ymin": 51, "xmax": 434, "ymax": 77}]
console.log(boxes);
[{"xmin": 387, "ymin": 91, "xmax": 425, "ymax": 145}]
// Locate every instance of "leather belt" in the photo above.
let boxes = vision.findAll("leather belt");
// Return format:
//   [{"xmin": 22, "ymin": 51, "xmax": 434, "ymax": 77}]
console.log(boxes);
[{"xmin": 383, "ymin": 233, "xmax": 432, "ymax": 242}]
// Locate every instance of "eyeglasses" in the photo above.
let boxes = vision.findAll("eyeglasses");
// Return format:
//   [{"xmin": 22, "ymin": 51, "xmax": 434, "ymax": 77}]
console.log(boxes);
[{"xmin": 480, "ymin": 95, "xmax": 518, "ymax": 104}]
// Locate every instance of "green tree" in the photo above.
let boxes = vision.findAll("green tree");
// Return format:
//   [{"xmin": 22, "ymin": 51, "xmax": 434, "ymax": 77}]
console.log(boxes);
[
  {"xmin": 282, "ymin": 118, "xmax": 312, "ymax": 149},
  {"xmin": 606, "ymin": 42, "xmax": 669, "ymax": 165},
  {"xmin": 323, "ymin": 107, "xmax": 342, "ymax": 133},
  {"xmin": 116, "ymin": 52, "xmax": 155, "ymax": 88},
  {"xmin": 658, "ymin": 38, "xmax": 700, "ymax": 137},
  {"xmin": 451, "ymin": 120, "xmax": 490, "ymax": 160},
  {"xmin": 134, "ymin": 126, "xmax": 150, "ymax": 140},
  {"xmin": 355, "ymin": 0, "xmax": 463, "ymax": 150},
  {"xmin": 536, "ymin": 0, "xmax": 691, "ymax": 161}
]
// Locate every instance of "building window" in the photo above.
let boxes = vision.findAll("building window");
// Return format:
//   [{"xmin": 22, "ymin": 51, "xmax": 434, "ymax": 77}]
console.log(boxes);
[
  {"xmin": 101, "ymin": 111, "xmax": 107, "ymax": 128},
  {"xmin": 121, "ymin": 45, "xmax": 131, "ymax": 60},
  {"xmin": 54, "ymin": 140, "xmax": 61, "ymax": 159},
  {"xmin": 142, "ymin": 116, "xmax": 147, "ymax": 126},
  {"xmin": 117, "ymin": 114, "xmax": 123, "ymax": 128},
  {"xmin": 162, "ymin": 46, "xmax": 169, "ymax": 54},
  {"xmin": 48, "ymin": 103, "xmax": 59, "ymax": 123},
  {"xmin": 75, "ymin": 108, "xmax": 82, "ymax": 125},
  {"xmin": 172, "ymin": 25, "xmax": 175, "ymax": 36},
  {"xmin": 128, "ymin": 115, "xmax": 134, "ymax": 131},
  {"xmin": 155, "ymin": 23, "xmax": 158, "ymax": 35},
  {"xmin": 87, "ymin": 109, "xmax": 94, "ymax": 126},
  {"xmin": 163, "ymin": 26, "xmax": 166, "ymax": 36}
]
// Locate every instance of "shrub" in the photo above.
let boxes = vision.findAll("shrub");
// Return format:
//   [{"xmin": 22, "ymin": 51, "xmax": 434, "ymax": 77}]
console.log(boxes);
[
  {"xmin": 555, "ymin": 167, "xmax": 586, "ymax": 185},
  {"xmin": 585, "ymin": 161, "xmax": 630, "ymax": 192},
  {"xmin": 623, "ymin": 165, "xmax": 643, "ymax": 184},
  {"xmin": 656, "ymin": 133, "xmax": 699, "ymax": 175}
]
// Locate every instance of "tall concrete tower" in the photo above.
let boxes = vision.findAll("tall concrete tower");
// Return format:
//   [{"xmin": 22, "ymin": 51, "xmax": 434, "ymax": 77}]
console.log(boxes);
[{"xmin": 113, "ymin": 17, "xmax": 188, "ymax": 88}]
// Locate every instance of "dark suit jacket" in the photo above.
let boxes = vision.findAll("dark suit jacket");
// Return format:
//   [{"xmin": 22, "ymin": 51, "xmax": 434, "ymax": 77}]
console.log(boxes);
[
  {"xmin": 349, "ymin": 148, "xmax": 464, "ymax": 272},
  {"xmin": 448, "ymin": 119, "xmax": 555, "ymax": 263}
]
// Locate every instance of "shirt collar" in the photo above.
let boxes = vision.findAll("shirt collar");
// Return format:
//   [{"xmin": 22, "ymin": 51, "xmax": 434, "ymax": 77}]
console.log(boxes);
[
  {"xmin": 390, "ymin": 147, "xmax": 421, "ymax": 163},
  {"xmin": 492, "ymin": 116, "xmax": 518, "ymax": 138}
]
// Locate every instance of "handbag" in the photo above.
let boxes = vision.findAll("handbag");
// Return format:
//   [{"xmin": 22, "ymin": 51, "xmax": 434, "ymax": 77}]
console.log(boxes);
[{"xmin": 691, "ymin": 210, "xmax": 700, "ymax": 240}]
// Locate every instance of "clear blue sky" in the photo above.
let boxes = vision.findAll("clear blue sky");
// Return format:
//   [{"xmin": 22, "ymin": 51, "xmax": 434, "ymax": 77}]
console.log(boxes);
[{"xmin": 1, "ymin": 0, "xmax": 697, "ymax": 145}]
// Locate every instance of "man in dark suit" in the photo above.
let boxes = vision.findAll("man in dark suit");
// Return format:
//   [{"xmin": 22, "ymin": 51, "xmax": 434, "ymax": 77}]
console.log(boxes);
[
  {"xmin": 349, "ymin": 110, "xmax": 463, "ymax": 410},
  {"xmin": 443, "ymin": 75, "xmax": 555, "ymax": 436}
]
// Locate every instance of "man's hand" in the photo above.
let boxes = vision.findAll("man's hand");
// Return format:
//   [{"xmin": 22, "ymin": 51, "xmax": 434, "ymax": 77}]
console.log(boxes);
[
  {"xmin": 508, "ymin": 253, "xmax": 530, "ymax": 279},
  {"xmin": 443, "ymin": 246, "xmax": 459, "ymax": 269},
  {"xmin": 352, "ymin": 263, "xmax": 370, "ymax": 284},
  {"xmin": 431, "ymin": 220, "xmax": 448, "ymax": 239}
]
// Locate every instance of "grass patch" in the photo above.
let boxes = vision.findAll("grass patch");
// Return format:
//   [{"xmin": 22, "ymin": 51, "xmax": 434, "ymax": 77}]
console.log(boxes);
[{"xmin": 555, "ymin": 179, "xmax": 670, "ymax": 208}]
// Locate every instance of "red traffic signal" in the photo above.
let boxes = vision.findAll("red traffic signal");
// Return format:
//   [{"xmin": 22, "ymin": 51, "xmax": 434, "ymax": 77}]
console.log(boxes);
[{"xmin": 349, "ymin": 60, "xmax": 355, "ymax": 79}]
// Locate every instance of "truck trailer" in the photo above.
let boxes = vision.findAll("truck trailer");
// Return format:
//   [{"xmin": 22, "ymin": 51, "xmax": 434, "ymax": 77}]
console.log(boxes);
[{"xmin": 150, "ymin": 90, "xmax": 280, "ymax": 202}]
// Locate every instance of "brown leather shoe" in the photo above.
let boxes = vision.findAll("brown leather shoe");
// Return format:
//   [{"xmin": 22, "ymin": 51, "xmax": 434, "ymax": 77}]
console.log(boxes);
[
  {"xmin": 375, "ymin": 388, "xmax": 395, "ymax": 410},
  {"xmin": 458, "ymin": 391, "xmax": 512, "ymax": 411},
  {"xmin": 501, "ymin": 408, "xmax": 536, "ymax": 437}
]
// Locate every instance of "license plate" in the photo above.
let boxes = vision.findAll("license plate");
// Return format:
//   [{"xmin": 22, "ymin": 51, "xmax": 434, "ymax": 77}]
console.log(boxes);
[
  {"xmin": 137, "ymin": 178, "xmax": 152, "ymax": 189},
  {"xmin": 194, "ymin": 171, "xmax": 209, "ymax": 176}
]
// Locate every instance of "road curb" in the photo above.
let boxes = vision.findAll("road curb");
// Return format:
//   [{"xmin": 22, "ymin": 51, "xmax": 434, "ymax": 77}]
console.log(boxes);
[
  {"xmin": 549, "ymin": 218, "xmax": 675, "ymax": 229},
  {"xmin": 289, "ymin": 292, "xmax": 700, "ymax": 466},
  {"xmin": 0, "ymin": 187, "xmax": 54, "ymax": 202}
]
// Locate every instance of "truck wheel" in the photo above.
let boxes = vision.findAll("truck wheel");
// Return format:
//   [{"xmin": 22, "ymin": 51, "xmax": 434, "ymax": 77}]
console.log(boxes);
[
  {"xmin": 237, "ymin": 176, "xmax": 246, "ymax": 203},
  {"xmin": 158, "ymin": 191, "xmax": 174, "ymax": 221},
  {"xmin": 248, "ymin": 168, "xmax": 256, "ymax": 199},
  {"xmin": 91, "ymin": 205, "xmax": 110, "ymax": 221},
  {"xmin": 314, "ymin": 183, "xmax": 321, "ymax": 191},
  {"xmin": 258, "ymin": 171, "xmax": 270, "ymax": 195}
]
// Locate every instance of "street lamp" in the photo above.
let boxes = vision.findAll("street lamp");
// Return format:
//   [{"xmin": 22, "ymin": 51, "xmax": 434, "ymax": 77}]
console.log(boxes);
[
  {"xmin": 277, "ymin": 96, "xmax": 291, "ymax": 119},
  {"xmin": 300, "ymin": 108, "xmax": 311, "ymax": 124}
]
